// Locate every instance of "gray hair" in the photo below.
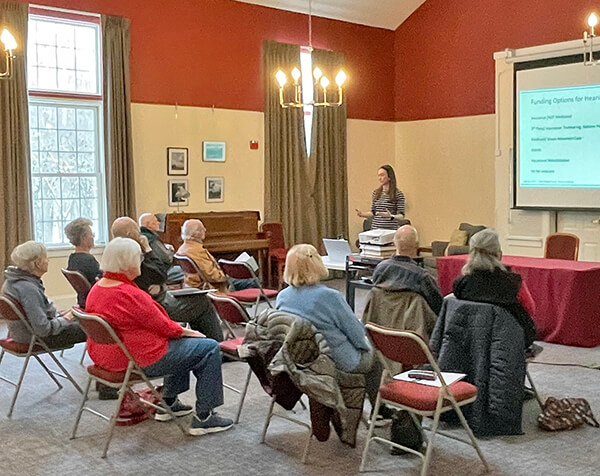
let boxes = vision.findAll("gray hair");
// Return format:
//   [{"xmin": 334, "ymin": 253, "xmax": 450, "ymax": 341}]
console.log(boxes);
[
  {"xmin": 461, "ymin": 228, "xmax": 505, "ymax": 275},
  {"xmin": 181, "ymin": 219, "xmax": 202, "ymax": 241},
  {"xmin": 64, "ymin": 217, "xmax": 92, "ymax": 246},
  {"xmin": 101, "ymin": 237, "xmax": 142, "ymax": 273},
  {"xmin": 11, "ymin": 241, "xmax": 47, "ymax": 273}
]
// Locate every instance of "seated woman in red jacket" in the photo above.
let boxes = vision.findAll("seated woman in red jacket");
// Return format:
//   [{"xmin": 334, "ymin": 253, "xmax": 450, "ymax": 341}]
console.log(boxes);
[
  {"xmin": 85, "ymin": 237, "xmax": 232, "ymax": 436},
  {"xmin": 453, "ymin": 228, "xmax": 537, "ymax": 348}
]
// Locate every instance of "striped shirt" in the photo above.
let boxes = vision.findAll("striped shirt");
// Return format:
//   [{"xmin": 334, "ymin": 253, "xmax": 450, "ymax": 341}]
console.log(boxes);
[{"xmin": 371, "ymin": 189, "xmax": 406, "ymax": 230}]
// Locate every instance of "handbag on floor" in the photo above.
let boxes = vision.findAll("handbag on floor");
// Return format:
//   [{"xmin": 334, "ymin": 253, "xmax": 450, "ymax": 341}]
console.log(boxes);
[
  {"xmin": 537, "ymin": 397, "xmax": 599, "ymax": 431},
  {"xmin": 117, "ymin": 387, "xmax": 161, "ymax": 426}
]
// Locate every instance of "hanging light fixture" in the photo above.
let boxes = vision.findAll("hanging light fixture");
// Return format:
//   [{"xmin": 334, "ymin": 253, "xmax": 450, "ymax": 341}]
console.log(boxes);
[
  {"xmin": 1, "ymin": 28, "xmax": 17, "ymax": 79},
  {"xmin": 583, "ymin": 12, "xmax": 599, "ymax": 66},
  {"xmin": 275, "ymin": 0, "xmax": 347, "ymax": 108}
]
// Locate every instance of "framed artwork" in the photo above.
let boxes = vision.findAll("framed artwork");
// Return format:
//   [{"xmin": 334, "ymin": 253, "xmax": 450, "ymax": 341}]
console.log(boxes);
[
  {"xmin": 167, "ymin": 147, "xmax": 189, "ymax": 175},
  {"xmin": 168, "ymin": 179, "xmax": 190, "ymax": 207},
  {"xmin": 203, "ymin": 141, "xmax": 226, "ymax": 162},
  {"xmin": 205, "ymin": 176, "xmax": 224, "ymax": 203}
]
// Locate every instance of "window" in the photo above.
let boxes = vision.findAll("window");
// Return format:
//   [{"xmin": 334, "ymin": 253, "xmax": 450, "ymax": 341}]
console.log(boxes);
[
  {"xmin": 300, "ymin": 48, "xmax": 314, "ymax": 156},
  {"xmin": 27, "ymin": 11, "xmax": 106, "ymax": 247}
]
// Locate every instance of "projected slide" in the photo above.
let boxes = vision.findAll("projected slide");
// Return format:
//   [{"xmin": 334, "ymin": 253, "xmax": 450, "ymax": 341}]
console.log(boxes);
[{"xmin": 519, "ymin": 84, "xmax": 600, "ymax": 188}]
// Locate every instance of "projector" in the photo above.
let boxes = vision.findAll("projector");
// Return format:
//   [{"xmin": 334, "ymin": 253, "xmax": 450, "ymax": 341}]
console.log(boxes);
[{"xmin": 358, "ymin": 229, "xmax": 396, "ymax": 245}]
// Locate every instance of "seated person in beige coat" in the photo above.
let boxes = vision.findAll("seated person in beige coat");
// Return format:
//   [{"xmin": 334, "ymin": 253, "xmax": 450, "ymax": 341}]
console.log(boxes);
[{"xmin": 176, "ymin": 219, "xmax": 258, "ymax": 293}]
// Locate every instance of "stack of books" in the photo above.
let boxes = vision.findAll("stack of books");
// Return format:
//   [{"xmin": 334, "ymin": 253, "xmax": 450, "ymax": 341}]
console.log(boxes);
[{"xmin": 359, "ymin": 243, "xmax": 396, "ymax": 259}]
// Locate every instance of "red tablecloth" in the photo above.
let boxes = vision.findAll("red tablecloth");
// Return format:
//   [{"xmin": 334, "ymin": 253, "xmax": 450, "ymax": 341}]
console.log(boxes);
[{"xmin": 437, "ymin": 255, "xmax": 600, "ymax": 348}]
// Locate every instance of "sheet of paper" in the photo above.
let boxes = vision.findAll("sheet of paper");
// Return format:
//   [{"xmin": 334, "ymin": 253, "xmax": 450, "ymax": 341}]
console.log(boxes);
[{"xmin": 393, "ymin": 370, "xmax": 466, "ymax": 387}]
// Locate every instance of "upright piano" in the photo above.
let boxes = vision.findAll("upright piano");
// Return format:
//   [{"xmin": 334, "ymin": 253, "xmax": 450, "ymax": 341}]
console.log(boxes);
[{"xmin": 157, "ymin": 210, "xmax": 271, "ymax": 284}]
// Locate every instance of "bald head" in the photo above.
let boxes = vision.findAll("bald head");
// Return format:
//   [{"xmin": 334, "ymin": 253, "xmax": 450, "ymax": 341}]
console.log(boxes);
[
  {"xmin": 393, "ymin": 225, "xmax": 419, "ymax": 258},
  {"xmin": 139, "ymin": 213, "xmax": 159, "ymax": 232},
  {"xmin": 111, "ymin": 216, "xmax": 140, "ymax": 240},
  {"xmin": 181, "ymin": 219, "xmax": 206, "ymax": 242}
]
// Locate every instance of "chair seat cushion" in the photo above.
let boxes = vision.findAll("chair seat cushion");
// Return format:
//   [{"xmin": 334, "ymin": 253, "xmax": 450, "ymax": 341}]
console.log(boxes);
[
  {"xmin": 270, "ymin": 248, "xmax": 288, "ymax": 261},
  {"xmin": 0, "ymin": 337, "xmax": 72, "ymax": 355},
  {"xmin": 228, "ymin": 288, "xmax": 278, "ymax": 302},
  {"xmin": 87, "ymin": 365, "xmax": 142, "ymax": 383},
  {"xmin": 380, "ymin": 380, "xmax": 477, "ymax": 412},
  {"xmin": 219, "ymin": 337, "xmax": 244, "ymax": 355}
]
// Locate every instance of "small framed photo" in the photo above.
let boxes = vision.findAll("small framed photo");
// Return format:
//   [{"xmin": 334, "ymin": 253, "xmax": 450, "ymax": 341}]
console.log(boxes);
[
  {"xmin": 167, "ymin": 147, "xmax": 188, "ymax": 176},
  {"xmin": 205, "ymin": 176, "xmax": 224, "ymax": 203},
  {"xmin": 168, "ymin": 179, "xmax": 190, "ymax": 207},
  {"xmin": 203, "ymin": 141, "xmax": 226, "ymax": 162}
]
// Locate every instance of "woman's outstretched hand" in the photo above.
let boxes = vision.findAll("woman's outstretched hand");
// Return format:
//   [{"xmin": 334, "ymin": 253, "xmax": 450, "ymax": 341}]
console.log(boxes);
[{"xmin": 355, "ymin": 208, "xmax": 363, "ymax": 218}]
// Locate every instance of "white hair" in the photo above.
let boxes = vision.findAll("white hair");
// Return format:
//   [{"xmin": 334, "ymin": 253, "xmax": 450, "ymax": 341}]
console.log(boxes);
[
  {"xmin": 461, "ymin": 228, "xmax": 505, "ymax": 275},
  {"xmin": 181, "ymin": 219, "xmax": 202, "ymax": 241},
  {"xmin": 101, "ymin": 237, "xmax": 142, "ymax": 273},
  {"xmin": 10, "ymin": 241, "xmax": 47, "ymax": 273}
]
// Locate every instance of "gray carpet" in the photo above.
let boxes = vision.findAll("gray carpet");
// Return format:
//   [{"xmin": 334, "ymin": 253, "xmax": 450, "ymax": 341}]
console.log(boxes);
[{"xmin": 1, "ymin": 281, "xmax": 599, "ymax": 476}]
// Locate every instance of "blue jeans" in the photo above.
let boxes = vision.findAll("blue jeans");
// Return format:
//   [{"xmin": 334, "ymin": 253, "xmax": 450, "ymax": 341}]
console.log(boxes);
[
  {"xmin": 143, "ymin": 337, "xmax": 224, "ymax": 415},
  {"xmin": 230, "ymin": 277, "xmax": 260, "ymax": 291}
]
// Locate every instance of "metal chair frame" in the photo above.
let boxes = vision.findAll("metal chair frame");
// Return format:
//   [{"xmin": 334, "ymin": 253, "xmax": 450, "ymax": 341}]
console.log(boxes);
[
  {"xmin": 207, "ymin": 292, "xmax": 254, "ymax": 424},
  {"xmin": 0, "ymin": 294, "xmax": 83, "ymax": 418},
  {"xmin": 70, "ymin": 308, "xmax": 188, "ymax": 458},
  {"xmin": 173, "ymin": 254, "xmax": 215, "ymax": 290},
  {"xmin": 60, "ymin": 268, "xmax": 92, "ymax": 364},
  {"xmin": 360, "ymin": 323, "xmax": 489, "ymax": 475}
]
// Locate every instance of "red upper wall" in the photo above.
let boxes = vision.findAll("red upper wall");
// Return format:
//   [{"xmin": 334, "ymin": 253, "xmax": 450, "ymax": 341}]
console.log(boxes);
[
  {"xmin": 394, "ymin": 0, "xmax": 599, "ymax": 121},
  {"xmin": 16, "ymin": 0, "xmax": 395, "ymax": 121}
]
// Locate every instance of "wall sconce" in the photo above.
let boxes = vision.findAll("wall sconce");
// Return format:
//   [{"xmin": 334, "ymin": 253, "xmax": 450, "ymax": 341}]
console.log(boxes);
[
  {"xmin": 1, "ymin": 28, "xmax": 17, "ymax": 79},
  {"xmin": 583, "ymin": 12, "xmax": 599, "ymax": 66}
]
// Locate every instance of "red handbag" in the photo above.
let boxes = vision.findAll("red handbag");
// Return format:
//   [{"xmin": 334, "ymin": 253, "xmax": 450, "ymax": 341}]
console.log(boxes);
[{"xmin": 116, "ymin": 387, "xmax": 161, "ymax": 426}]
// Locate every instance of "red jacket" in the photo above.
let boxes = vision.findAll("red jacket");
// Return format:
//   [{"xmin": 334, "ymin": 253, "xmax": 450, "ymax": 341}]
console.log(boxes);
[{"xmin": 85, "ymin": 281, "xmax": 183, "ymax": 371}]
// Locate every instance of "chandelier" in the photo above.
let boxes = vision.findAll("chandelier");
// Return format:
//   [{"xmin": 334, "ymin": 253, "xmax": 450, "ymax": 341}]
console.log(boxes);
[
  {"xmin": 1, "ymin": 28, "xmax": 17, "ymax": 79},
  {"xmin": 275, "ymin": 0, "xmax": 347, "ymax": 108},
  {"xmin": 583, "ymin": 12, "xmax": 599, "ymax": 66}
]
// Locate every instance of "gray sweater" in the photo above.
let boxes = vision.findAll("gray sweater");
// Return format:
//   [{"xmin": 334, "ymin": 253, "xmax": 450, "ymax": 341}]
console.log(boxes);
[{"xmin": 2, "ymin": 266, "xmax": 70, "ymax": 343}]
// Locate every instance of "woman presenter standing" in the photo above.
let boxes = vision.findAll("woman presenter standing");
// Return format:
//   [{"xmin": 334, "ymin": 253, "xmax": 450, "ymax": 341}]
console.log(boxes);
[{"xmin": 355, "ymin": 164, "xmax": 406, "ymax": 230}]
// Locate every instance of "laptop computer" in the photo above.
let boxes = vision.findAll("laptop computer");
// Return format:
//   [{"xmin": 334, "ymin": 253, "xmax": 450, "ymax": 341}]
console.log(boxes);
[{"xmin": 322, "ymin": 238, "xmax": 352, "ymax": 270}]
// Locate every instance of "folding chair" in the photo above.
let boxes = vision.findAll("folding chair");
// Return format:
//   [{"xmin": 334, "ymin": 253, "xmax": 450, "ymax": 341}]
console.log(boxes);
[
  {"xmin": 218, "ymin": 259, "xmax": 278, "ymax": 317},
  {"xmin": 70, "ymin": 308, "xmax": 188, "ymax": 458},
  {"xmin": 61, "ymin": 268, "xmax": 91, "ymax": 364},
  {"xmin": 0, "ymin": 294, "xmax": 83, "ymax": 418},
  {"xmin": 207, "ymin": 292, "xmax": 253, "ymax": 424},
  {"xmin": 173, "ymin": 253, "xmax": 214, "ymax": 290},
  {"xmin": 361, "ymin": 323, "xmax": 489, "ymax": 475},
  {"xmin": 526, "ymin": 343, "xmax": 544, "ymax": 410}
]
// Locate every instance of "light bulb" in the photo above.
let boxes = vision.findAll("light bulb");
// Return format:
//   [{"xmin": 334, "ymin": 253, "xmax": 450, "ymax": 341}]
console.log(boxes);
[
  {"xmin": 320, "ymin": 76, "xmax": 330, "ymax": 89},
  {"xmin": 335, "ymin": 70, "xmax": 347, "ymax": 87},
  {"xmin": 291, "ymin": 67, "xmax": 301, "ymax": 82},
  {"xmin": 313, "ymin": 67, "xmax": 322, "ymax": 81},
  {"xmin": 588, "ymin": 12, "xmax": 598, "ymax": 28},
  {"xmin": 275, "ymin": 70, "xmax": 287, "ymax": 87},
  {"xmin": 1, "ymin": 29, "xmax": 17, "ymax": 51}
]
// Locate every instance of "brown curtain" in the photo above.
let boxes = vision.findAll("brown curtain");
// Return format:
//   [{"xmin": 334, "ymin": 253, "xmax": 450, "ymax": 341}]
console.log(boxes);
[
  {"xmin": 309, "ymin": 48, "xmax": 348, "ymax": 247},
  {"xmin": 263, "ymin": 40, "xmax": 314, "ymax": 247},
  {"xmin": 0, "ymin": 1, "xmax": 32, "ymax": 279},
  {"xmin": 102, "ymin": 15, "xmax": 136, "ymax": 224}
]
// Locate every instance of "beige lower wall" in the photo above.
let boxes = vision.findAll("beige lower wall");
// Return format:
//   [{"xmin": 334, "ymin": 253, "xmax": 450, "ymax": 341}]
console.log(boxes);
[{"xmin": 395, "ymin": 114, "xmax": 496, "ymax": 247}]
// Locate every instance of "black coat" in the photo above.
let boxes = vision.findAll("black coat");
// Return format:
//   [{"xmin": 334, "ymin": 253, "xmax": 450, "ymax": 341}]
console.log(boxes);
[{"xmin": 430, "ymin": 298, "xmax": 526, "ymax": 436}]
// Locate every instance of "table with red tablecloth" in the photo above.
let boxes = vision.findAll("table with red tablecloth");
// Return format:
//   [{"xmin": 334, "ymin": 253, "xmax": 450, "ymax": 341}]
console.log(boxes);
[{"xmin": 436, "ymin": 255, "xmax": 600, "ymax": 347}]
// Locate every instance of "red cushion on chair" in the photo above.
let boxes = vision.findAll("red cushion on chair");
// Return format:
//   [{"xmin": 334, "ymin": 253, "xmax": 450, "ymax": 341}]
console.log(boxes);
[
  {"xmin": 228, "ymin": 288, "xmax": 278, "ymax": 302},
  {"xmin": 87, "ymin": 365, "xmax": 142, "ymax": 383},
  {"xmin": 379, "ymin": 380, "xmax": 477, "ymax": 412},
  {"xmin": 0, "ymin": 338, "xmax": 45, "ymax": 354},
  {"xmin": 219, "ymin": 337, "xmax": 244, "ymax": 355},
  {"xmin": 271, "ymin": 248, "xmax": 288, "ymax": 261}
]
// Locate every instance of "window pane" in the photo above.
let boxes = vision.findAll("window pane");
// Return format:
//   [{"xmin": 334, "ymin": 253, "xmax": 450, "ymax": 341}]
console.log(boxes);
[
  {"xmin": 38, "ymin": 106, "xmax": 57, "ymax": 129},
  {"xmin": 57, "ymin": 68, "xmax": 76, "ymax": 91},
  {"xmin": 77, "ymin": 131, "xmax": 94, "ymax": 152},
  {"xmin": 39, "ymin": 151, "xmax": 59, "ymax": 173},
  {"xmin": 58, "ymin": 107, "xmax": 76, "ymax": 129},
  {"xmin": 58, "ymin": 152, "xmax": 77, "ymax": 173},
  {"xmin": 61, "ymin": 177, "xmax": 79, "ymax": 198},
  {"xmin": 62, "ymin": 199, "xmax": 80, "ymax": 221},
  {"xmin": 41, "ymin": 176, "xmax": 60, "ymax": 199},
  {"xmin": 80, "ymin": 177, "xmax": 98, "ymax": 198},
  {"xmin": 39, "ymin": 130, "xmax": 58, "ymax": 152},
  {"xmin": 58, "ymin": 131, "xmax": 76, "ymax": 152},
  {"xmin": 77, "ymin": 152, "xmax": 96, "ymax": 173},
  {"xmin": 76, "ymin": 109, "xmax": 94, "ymax": 130}
]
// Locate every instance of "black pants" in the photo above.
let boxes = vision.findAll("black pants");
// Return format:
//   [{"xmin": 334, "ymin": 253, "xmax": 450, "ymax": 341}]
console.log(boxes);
[
  {"xmin": 42, "ymin": 323, "xmax": 87, "ymax": 349},
  {"xmin": 158, "ymin": 291, "xmax": 223, "ymax": 342}
]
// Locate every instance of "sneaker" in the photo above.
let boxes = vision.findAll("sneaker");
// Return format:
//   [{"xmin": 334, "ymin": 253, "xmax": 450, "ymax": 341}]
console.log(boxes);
[
  {"xmin": 155, "ymin": 398, "xmax": 194, "ymax": 421},
  {"xmin": 368, "ymin": 405, "xmax": 394, "ymax": 427},
  {"xmin": 189, "ymin": 411, "xmax": 234, "ymax": 436}
]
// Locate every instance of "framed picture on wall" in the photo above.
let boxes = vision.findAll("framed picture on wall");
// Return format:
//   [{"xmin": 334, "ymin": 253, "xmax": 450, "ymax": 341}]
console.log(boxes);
[
  {"xmin": 203, "ymin": 141, "xmax": 226, "ymax": 162},
  {"xmin": 167, "ymin": 147, "xmax": 189, "ymax": 175},
  {"xmin": 168, "ymin": 179, "xmax": 190, "ymax": 206},
  {"xmin": 205, "ymin": 176, "xmax": 224, "ymax": 202}
]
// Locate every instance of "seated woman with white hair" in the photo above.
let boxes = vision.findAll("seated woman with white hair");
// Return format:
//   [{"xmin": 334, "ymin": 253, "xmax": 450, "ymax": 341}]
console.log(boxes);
[
  {"xmin": 84, "ymin": 237, "xmax": 233, "ymax": 435},
  {"xmin": 2, "ymin": 241, "xmax": 86, "ymax": 348},
  {"xmin": 453, "ymin": 228, "xmax": 537, "ymax": 347}
]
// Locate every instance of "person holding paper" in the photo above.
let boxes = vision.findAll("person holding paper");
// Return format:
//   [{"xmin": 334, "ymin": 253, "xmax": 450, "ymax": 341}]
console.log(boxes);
[
  {"xmin": 355, "ymin": 165, "xmax": 406, "ymax": 230},
  {"xmin": 177, "ymin": 219, "xmax": 259, "ymax": 292}
]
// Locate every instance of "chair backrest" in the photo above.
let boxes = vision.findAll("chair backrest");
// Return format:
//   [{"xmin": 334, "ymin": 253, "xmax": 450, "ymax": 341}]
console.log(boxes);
[
  {"xmin": 0, "ymin": 294, "xmax": 26, "ymax": 321},
  {"xmin": 544, "ymin": 233, "xmax": 579, "ymax": 260},
  {"xmin": 366, "ymin": 322, "xmax": 432, "ymax": 368},
  {"xmin": 208, "ymin": 292, "xmax": 251, "ymax": 325},
  {"xmin": 218, "ymin": 259, "xmax": 255, "ymax": 280},
  {"xmin": 173, "ymin": 253, "xmax": 213, "ymax": 288},
  {"xmin": 261, "ymin": 222, "xmax": 286, "ymax": 250},
  {"xmin": 61, "ymin": 268, "xmax": 92, "ymax": 294}
]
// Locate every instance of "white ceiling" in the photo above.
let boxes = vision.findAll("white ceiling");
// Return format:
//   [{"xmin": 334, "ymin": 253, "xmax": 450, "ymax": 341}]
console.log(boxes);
[{"xmin": 233, "ymin": 0, "xmax": 426, "ymax": 31}]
